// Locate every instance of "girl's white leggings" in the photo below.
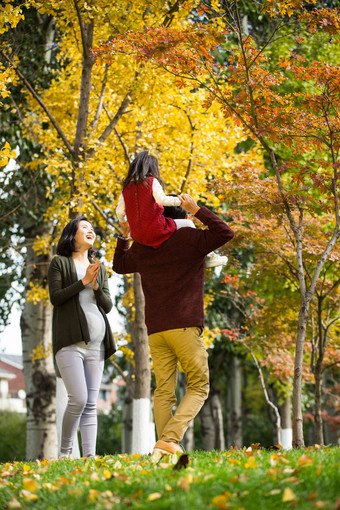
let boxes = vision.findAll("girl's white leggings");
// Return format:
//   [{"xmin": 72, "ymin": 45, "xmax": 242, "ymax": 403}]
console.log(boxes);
[{"xmin": 56, "ymin": 345, "xmax": 104, "ymax": 457}]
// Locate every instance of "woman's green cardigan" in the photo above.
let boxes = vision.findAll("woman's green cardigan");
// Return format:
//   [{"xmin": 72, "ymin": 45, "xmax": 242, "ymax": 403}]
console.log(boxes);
[{"xmin": 48, "ymin": 255, "xmax": 116, "ymax": 364}]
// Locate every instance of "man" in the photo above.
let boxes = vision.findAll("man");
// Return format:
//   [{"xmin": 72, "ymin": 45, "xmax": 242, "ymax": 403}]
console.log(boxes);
[{"xmin": 113, "ymin": 194, "xmax": 235, "ymax": 456}]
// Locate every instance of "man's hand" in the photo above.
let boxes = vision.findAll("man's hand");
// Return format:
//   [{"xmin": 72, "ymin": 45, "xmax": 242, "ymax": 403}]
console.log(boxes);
[
  {"xmin": 178, "ymin": 194, "xmax": 200, "ymax": 215},
  {"xmin": 119, "ymin": 221, "xmax": 130, "ymax": 238}
]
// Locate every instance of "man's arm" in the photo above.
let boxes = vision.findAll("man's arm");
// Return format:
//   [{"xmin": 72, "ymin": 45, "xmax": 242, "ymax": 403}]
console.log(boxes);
[
  {"xmin": 112, "ymin": 224, "xmax": 138, "ymax": 275},
  {"xmin": 178, "ymin": 193, "xmax": 235, "ymax": 254}
]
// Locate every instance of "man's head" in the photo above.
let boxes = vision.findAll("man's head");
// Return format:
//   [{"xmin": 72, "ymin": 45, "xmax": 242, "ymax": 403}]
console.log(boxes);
[{"xmin": 163, "ymin": 194, "xmax": 187, "ymax": 220}]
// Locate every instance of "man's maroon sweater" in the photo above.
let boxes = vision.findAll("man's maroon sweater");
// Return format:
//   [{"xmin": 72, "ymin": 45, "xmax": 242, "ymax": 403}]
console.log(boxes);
[{"xmin": 112, "ymin": 206, "xmax": 235, "ymax": 335}]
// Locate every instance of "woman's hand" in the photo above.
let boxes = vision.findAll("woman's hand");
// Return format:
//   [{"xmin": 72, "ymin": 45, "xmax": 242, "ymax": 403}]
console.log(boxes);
[{"xmin": 82, "ymin": 261, "xmax": 100, "ymax": 288}]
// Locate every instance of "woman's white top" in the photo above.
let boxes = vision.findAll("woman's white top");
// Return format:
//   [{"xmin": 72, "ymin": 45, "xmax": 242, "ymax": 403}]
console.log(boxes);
[
  {"xmin": 73, "ymin": 261, "xmax": 106, "ymax": 351},
  {"xmin": 116, "ymin": 178, "xmax": 181, "ymax": 223}
]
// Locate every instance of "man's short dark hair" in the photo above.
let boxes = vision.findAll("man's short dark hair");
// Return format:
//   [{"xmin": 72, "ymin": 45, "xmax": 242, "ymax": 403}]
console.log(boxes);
[{"xmin": 163, "ymin": 194, "xmax": 186, "ymax": 220}]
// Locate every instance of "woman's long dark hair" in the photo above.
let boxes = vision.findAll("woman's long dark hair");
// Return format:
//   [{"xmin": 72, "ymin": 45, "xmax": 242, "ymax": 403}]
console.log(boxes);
[
  {"xmin": 57, "ymin": 216, "xmax": 95, "ymax": 258},
  {"xmin": 123, "ymin": 151, "xmax": 164, "ymax": 189}
]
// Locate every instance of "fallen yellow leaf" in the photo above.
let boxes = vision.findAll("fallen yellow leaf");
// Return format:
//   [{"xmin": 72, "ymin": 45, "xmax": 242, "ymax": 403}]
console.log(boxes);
[
  {"xmin": 282, "ymin": 487, "xmax": 297, "ymax": 502},
  {"xmin": 227, "ymin": 458, "xmax": 241, "ymax": 465},
  {"xmin": 148, "ymin": 492, "xmax": 162, "ymax": 501},
  {"xmin": 6, "ymin": 498, "xmax": 21, "ymax": 508},
  {"xmin": 132, "ymin": 490, "xmax": 143, "ymax": 499},
  {"xmin": 88, "ymin": 489, "xmax": 100, "ymax": 501},
  {"xmin": 22, "ymin": 465, "xmax": 31, "ymax": 472},
  {"xmin": 211, "ymin": 494, "xmax": 229, "ymax": 509},
  {"xmin": 23, "ymin": 478, "xmax": 39, "ymax": 492},
  {"xmin": 269, "ymin": 489, "xmax": 281, "ymax": 496},
  {"xmin": 103, "ymin": 469, "xmax": 111, "ymax": 479},
  {"xmin": 69, "ymin": 488, "xmax": 83, "ymax": 496},
  {"xmin": 297, "ymin": 455, "xmax": 314, "ymax": 467},
  {"xmin": 21, "ymin": 490, "xmax": 38, "ymax": 502},
  {"xmin": 178, "ymin": 478, "xmax": 191, "ymax": 491},
  {"xmin": 245, "ymin": 456, "xmax": 258, "ymax": 468},
  {"xmin": 42, "ymin": 482, "xmax": 59, "ymax": 492}
]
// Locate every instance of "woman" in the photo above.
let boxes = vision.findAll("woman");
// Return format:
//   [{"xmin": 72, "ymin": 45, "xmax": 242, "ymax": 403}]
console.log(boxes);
[{"xmin": 48, "ymin": 216, "xmax": 116, "ymax": 458}]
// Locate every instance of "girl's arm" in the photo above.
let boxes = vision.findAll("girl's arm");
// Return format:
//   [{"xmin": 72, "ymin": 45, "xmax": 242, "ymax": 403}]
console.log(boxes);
[
  {"xmin": 116, "ymin": 193, "xmax": 127, "ymax": 222},
  {"xmin": 152, "ymin": 179, "xmax": 181, "ymax": 207}
]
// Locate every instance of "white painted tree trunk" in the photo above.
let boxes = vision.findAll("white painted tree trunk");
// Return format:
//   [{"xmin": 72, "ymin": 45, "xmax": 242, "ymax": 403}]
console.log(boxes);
[
  {"xmin": 21, "ymin": 223, "xmax": 58, "ymax": 460},
  {"xmin": 131, "ymin": 398, "xmax": 155, "ymax": 454},
  {"xmin": 131, "ymin": 274, "xmax": 153, "ymax": 453},
  {"xmin": 279, "ymin": 396, "xmax": 292, "ymax": 450}
]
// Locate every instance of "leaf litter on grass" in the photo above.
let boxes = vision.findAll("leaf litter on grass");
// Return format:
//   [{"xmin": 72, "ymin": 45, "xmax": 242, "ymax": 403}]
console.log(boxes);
[{"xmin": 0, "ymin": 445, "xmax": 339, "ymax": 509}]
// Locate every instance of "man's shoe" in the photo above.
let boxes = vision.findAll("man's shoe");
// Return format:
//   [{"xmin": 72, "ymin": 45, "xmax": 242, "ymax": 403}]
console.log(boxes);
[
  {"xmin": 206, "ymin": 253, "xmax": 228, "ymax": 268},
  {"xmin": 152, "ymin": 440, "xmax": 183, "ymax": 455},
  {"xmin": 151, "ymin": 440, "xmax": 184, "ymax": 463}
]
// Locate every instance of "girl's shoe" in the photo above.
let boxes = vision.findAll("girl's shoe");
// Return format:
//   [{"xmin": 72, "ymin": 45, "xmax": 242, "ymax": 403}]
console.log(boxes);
[{"xmin": 206, "ymin": 253, "xmax": 228, "ymax": 268}]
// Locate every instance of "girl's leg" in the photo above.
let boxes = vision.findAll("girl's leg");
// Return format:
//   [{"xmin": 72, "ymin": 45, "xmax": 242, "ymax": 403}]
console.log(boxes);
[
  {"xmin": 55, "ymin": 346, "xmax": 87, "ymax": 456},
  {"xmin": 174, "ymin": 219, "xmax": 195, "ymax": 229},
  {"xmin": 79, "ymin": 348, "xmax": 105, "ymax": 457}
]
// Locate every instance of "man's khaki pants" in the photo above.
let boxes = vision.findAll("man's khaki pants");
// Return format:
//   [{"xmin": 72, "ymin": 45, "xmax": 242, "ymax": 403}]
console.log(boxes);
[{"xmin": 148, "ymin": 327, "xmax": 209, "ymax": 444}]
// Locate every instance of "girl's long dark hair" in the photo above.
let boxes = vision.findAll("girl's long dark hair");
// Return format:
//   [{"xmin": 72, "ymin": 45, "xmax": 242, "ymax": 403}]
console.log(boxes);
[
  {"xmin": 123, "ymin": 151, "xmax": 164, "ymax": 189},
  {"xmin": 57, "ymin": 216, "xmax": 95, "ymax": 258}
]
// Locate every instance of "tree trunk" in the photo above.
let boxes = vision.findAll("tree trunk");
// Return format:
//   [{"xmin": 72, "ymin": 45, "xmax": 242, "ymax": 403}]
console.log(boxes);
[
  {"xmin": 178, "ymin": 372, "xmax": 195, "ymax": 451},
  {"xmin": 227, "ymin": 356, "xmax": 243, "ymax": 449},
  {"xmin": 122, "ymin": 392, "xmax": 133, "ymax": 453},
  {"xmin": 314, "ymin": 370, "xmax": 324, "ymax": 445},
  {"xmin": 200, "ymin": 394, "xmax": 216, "ymax": 451},
  {"xmin": 131, "ymin": 273, "xmax": 153, "ymax": 453},
  {"xmin": 279, "ymin": 396, "xmax": 292, "ymax": 449},
  {"xmin": 21, "ymin": 222, "xmax": 57, "ymax": 460},
  {"xmin": 200, "ymin": 390, "xmax": 225, "ymax": 451},
  {"xmin": 292, "ymin": 294, "xmax": 312, "ymax": 447}
]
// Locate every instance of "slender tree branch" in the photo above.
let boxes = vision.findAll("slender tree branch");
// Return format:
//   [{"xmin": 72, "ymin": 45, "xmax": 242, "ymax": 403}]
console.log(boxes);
[
  {"xmin": 88, "ymin": 64, "xmax": 109, "ymax": 138},
  {"xmin": 108, "ymin": 358, "xmax": 133, "ymax": 392},
  {"xmin": 73, "ymin": 0, "xmax": 89, "ymax": 60},
  {"xmin": 90, "ymin": 199, "xmax": 121, "ymax": 233},
  {"xmin": 97, "ymin": 91, "xmax": 132, "ymax": 144},
  {"xmin": 0, "ymin": 50, "xmax": 74, "ymax": 156}
]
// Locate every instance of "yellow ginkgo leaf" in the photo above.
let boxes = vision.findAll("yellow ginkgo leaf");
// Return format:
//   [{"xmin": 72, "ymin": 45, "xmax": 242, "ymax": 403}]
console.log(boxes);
[
  {"xmin": 21, "ymin": 490, "xmax": 38, "ymax": 502},
  {"xmin": 88, "ymin": 489, "xmax": 100, "ymax": 501},
  {"xmin": 22, "ymin": 464, "xmax": 31, "ymax": 472},
  {"xmin": 297, "ymin": 455, "xmax": 314, "ymax": 467},
  {"xmin": 6, "ymin": 498, "xmax": 21, "ymax": 508},
  {"xmin": 211, "ymin": 494, "xmax": 228, "ymax": 509},
  {"xmin": 23, "ymin": 478, "xmax": 39, "ymax": 492},
  {"xmin": 282, "ymin": 487, "xmax": 297, "ymax": 502},
  {"xmin": 148, "ymin": 492, "xmax": 162, "ymax": 501},
  {"xmin": 245, "ymin": 456, "xmax": 258, "ymax": 468},
  {"xmin": 69, "ymin": 488, "xmax": 83, "ymax": 496}
]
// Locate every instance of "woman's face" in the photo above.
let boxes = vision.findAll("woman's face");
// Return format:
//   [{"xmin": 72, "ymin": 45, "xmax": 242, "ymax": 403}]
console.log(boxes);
[{"xmin": 74, "ymin": 220, "xmax": 96, "ymax": 251}]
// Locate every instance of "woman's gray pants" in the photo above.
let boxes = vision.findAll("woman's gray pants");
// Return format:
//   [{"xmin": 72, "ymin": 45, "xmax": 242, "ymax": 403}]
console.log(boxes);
[{"xmin": 56, "ymin": 345, "xmax": 104, "ymax": 457}]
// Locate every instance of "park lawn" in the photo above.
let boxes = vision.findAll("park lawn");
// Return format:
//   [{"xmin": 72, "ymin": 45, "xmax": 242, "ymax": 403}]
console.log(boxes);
[{"xmin": 0, "ymin": 446, "xmax": 339, "ymax": 509}]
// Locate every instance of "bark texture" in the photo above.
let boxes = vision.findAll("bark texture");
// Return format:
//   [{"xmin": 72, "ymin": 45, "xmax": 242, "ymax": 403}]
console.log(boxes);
[{"xmin": 21, "ymin": 222, "xmax": 57, "ymax": 460}]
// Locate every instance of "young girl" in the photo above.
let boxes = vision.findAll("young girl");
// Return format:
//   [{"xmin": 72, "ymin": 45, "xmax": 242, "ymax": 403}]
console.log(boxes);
[{"xmin": 116, "ymin": 151, "xmax": 228, "ymax": 267}]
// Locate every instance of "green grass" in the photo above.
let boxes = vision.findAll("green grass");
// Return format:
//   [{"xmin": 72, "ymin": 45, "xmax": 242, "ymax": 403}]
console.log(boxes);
[{"xmin": 0, "ymin": 446, "xmax": 339, "ymax": 509}]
